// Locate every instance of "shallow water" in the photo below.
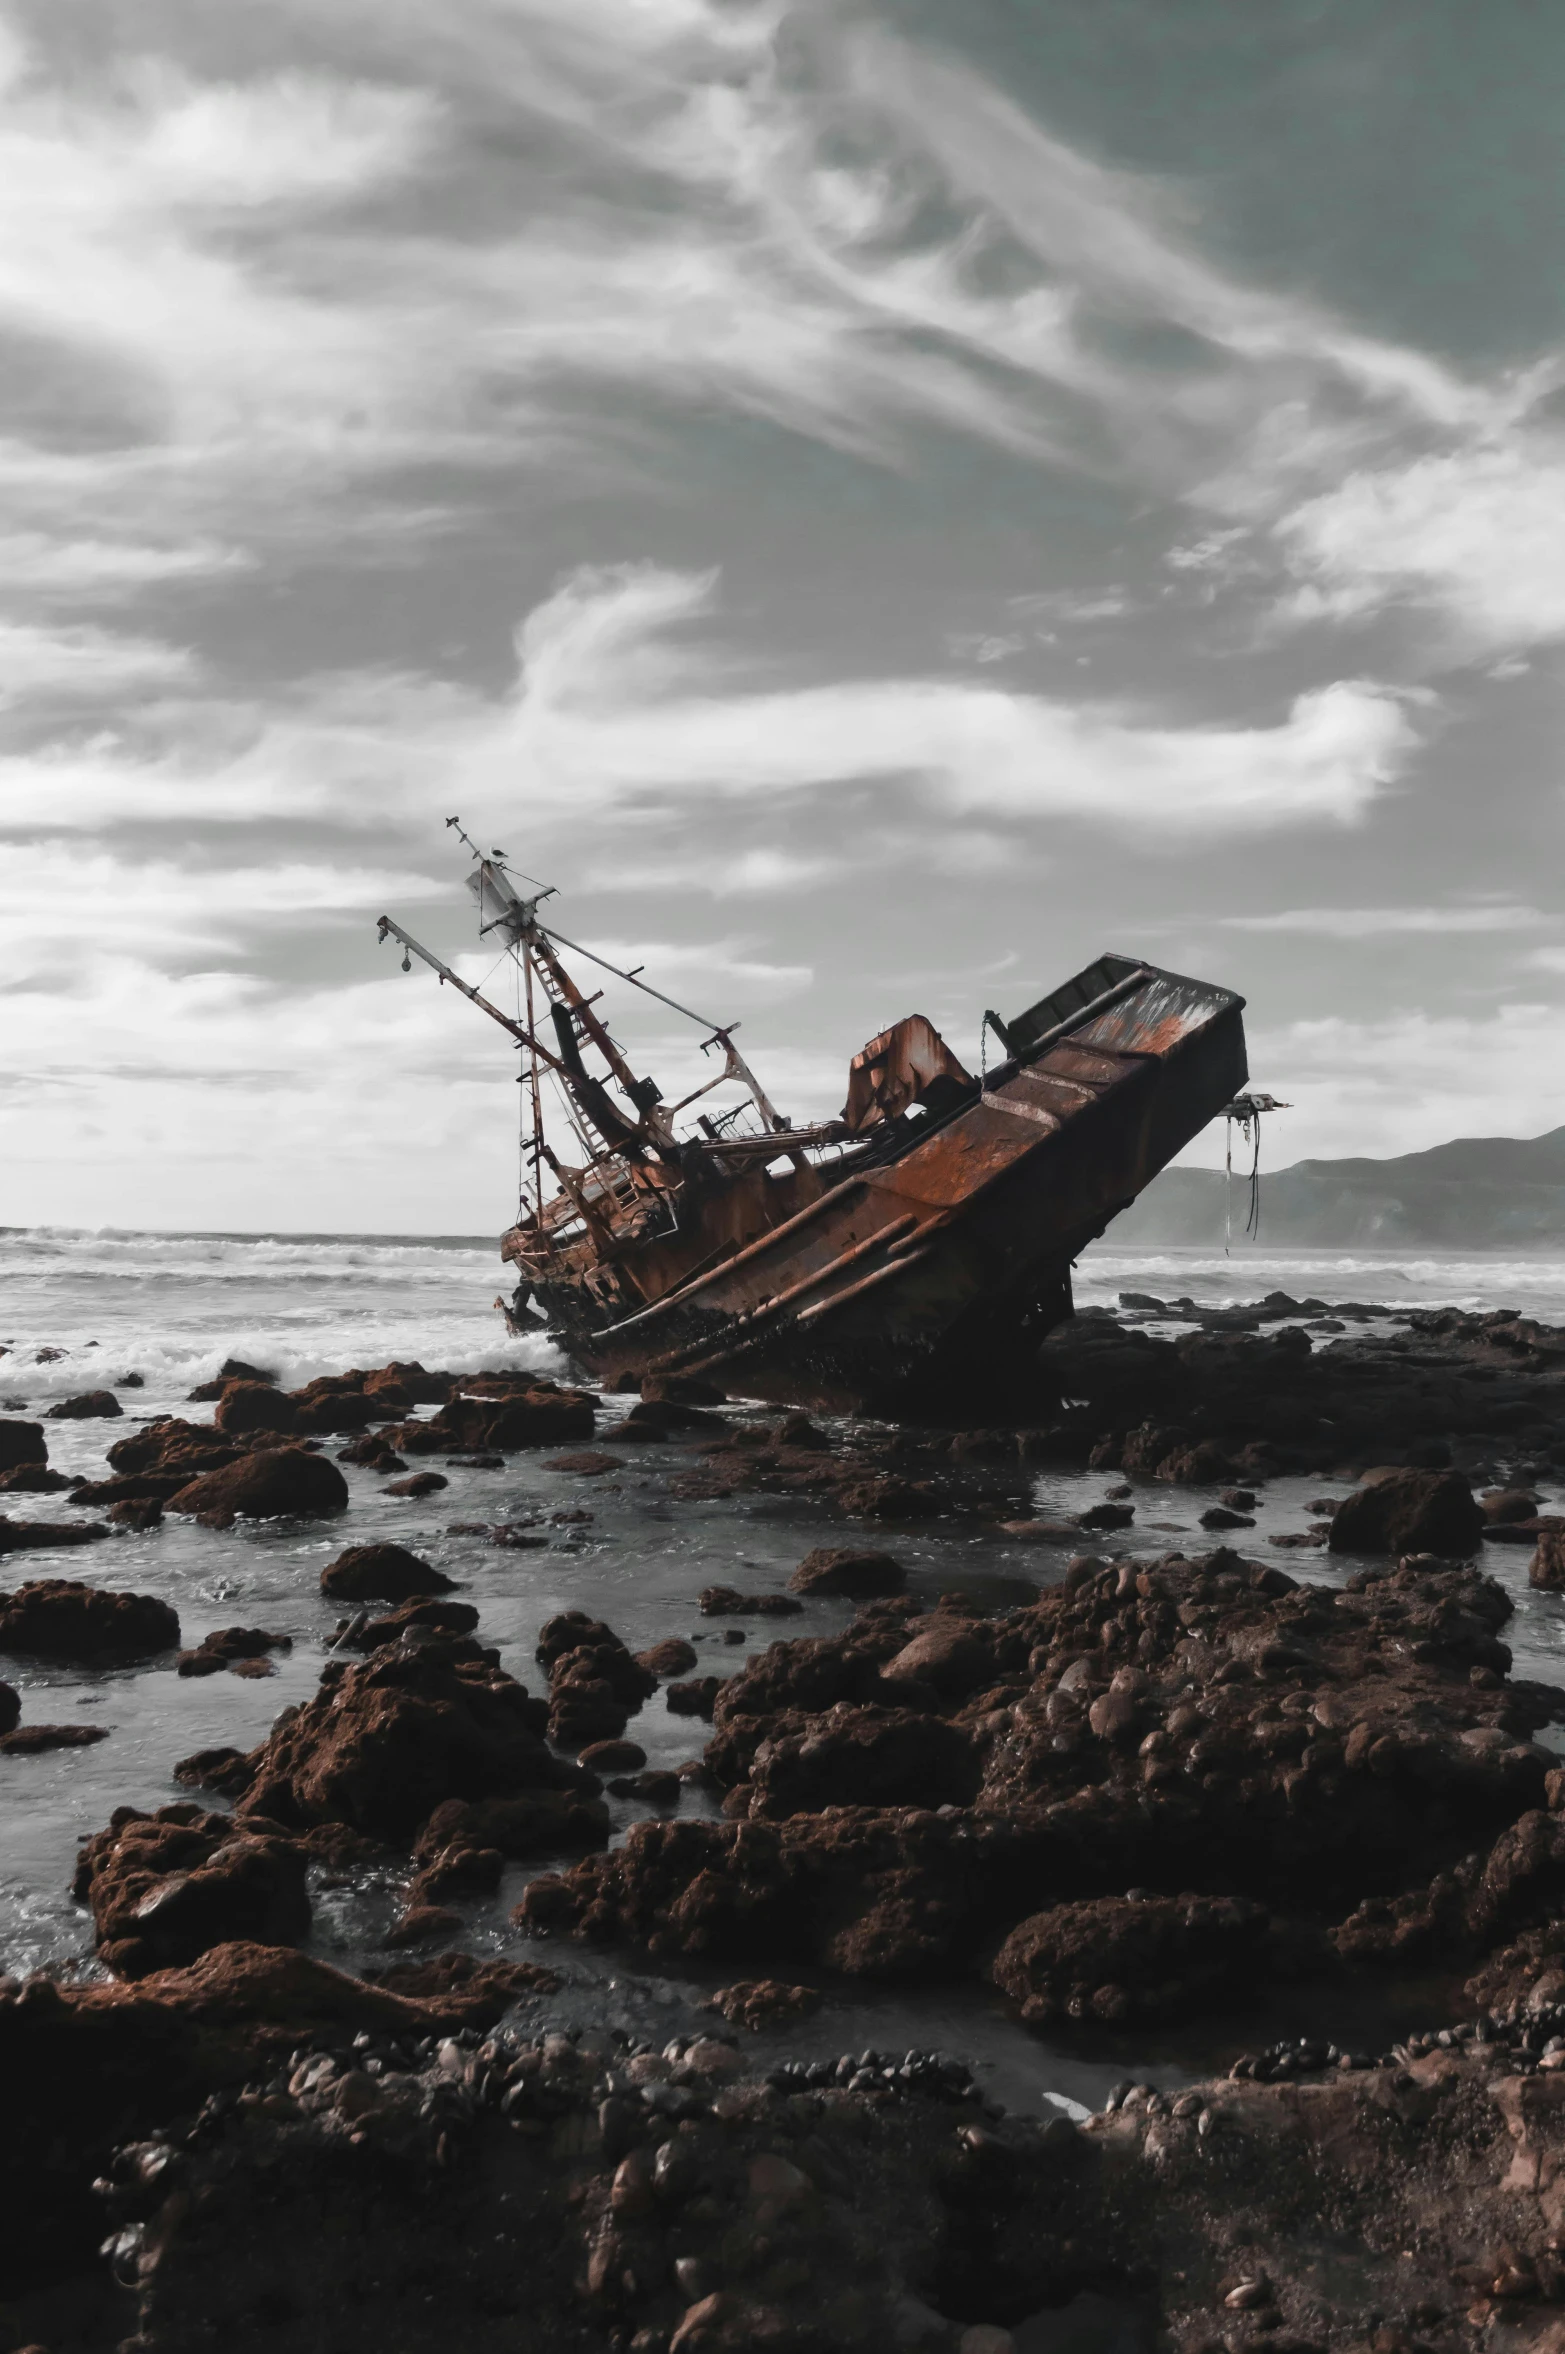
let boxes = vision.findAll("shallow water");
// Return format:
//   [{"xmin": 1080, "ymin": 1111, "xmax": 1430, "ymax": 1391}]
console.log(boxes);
[{"xmin": 3, "ymin": 1227, "xmax": 1564, "ymax": 2119}]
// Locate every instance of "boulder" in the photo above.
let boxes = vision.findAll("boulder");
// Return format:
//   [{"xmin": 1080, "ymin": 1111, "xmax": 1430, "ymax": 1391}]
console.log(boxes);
[
  {"xmin": 73, "ymin": 1806, "xmax": 311, "ymax": 1977},
  {"xmin": 386, "ymin": 1471, "xmax": 449, "ymax": 1498},
  {"xmin": 1155, "ymin": 1441, "xmax": 1239, "ymax": 1486},
  {"xmin": 337, "ymin": 1432, "xmax": 402, "ymax": 1469},
  {"xmin": 214, "ymin": 1381, "xmax": 299, "ymax": 1436},
  {"xmin": 106, "ymin": 1420, "xmax": 242, "ymax": 1479},
  {"xmin": 331, "ymin": 1597, "xmax": 480, "ymax": 1652},
  {"xmin": 388, "ymin": 1386, "xmax": 595, "ymax": 1455},
  {"xmin": 45, "ymin": 1391, "xmax": 122, "ymax": 1421},
  {"xmin": 0, "ymin": 1677, "xmax": 17, "ymax": 1734},
  {"xmin": 0, "ymin": 1419, "xmax": 47, "ymax": 1471},
  {"xmin": 1530, "ymin": 1520, "xmax": 1565, "ymax": 1592},
  {"xmin": 788, "ymin": 1548, "xmax": 907, "ymax": 1599},
  {"xmin": 1483, "ymin": 1488, "xmax": 1542, "ymax": 1524},
  {"xmin": 412, "ymin": 1791, "xmax": 610, "ymax": 1867},
  {"xmin": 0, "ymin": 1518, "xmax": 109, "ymax": 1556},
  {"xmin": 0, "ymin": 1464, "xmax": 72, "ymax": 1493},
  {"xmin": 744, "ymin": 1705, "xmax": 980, "ymax": 1817},
  {"xmin": 234, "ymin": 1639, "xmax": 574, "ymax": 1840},
  {"xmin": 1328, "ymin": 1468, "xmax": 1484, "ymax": 1559},
  {"xmin": 367, "ymin": 1361, "xmax": 453, "ymax": 1406},
  {"xmin": 636, "ymin": 1638, "xmax": 699, "ymax": 1677},
  {"xmin": 108, "ymin": 1497, "xmax": 163, "ymax": 1530},
  {"xmin": 320, "ymin": 1543, "xmax": 455, "ymax": 1602},
  {"xmin": 581, "ymin": 1738, "xmax": 647, "ymax": 1772},
  {"xmin": 0, "ymin": 1578, "xmax": 179, "ymax": 1659},
  {"xmin": 699, "ymin": 1586, "xmax": 803, "ymax": 1617},
  {"xmin": 0, "ymin": 1722, "xmax": 110, "ymax": 1753},
  {"xmin": 541, "ymin": 1622, "xmax": 661, "ymax": 1750},
  {"xmin": 176, "ymin": 1626, "xmax": 293, "ymax": 1679},
  {"xmin": 991, "ymin": 1892, "xmax": 1270, "ymax": 2024},
  {"xmin": 666, "ymin": 1676, "xmax": 723, "ymax": 1719},
  {"xmin": 878, "ymin": 1619, "xmax": 994, "ymax": 1702},
  {"xmin": 167, "ymin": 1445, "xmax": 350, "ymax": 1527}
]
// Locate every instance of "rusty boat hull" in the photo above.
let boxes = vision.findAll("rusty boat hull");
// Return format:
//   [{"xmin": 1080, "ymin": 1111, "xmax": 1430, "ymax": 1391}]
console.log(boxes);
[{"xmin": 519, "ymin": 955, "xmax": 1247, "ymax": 1416}]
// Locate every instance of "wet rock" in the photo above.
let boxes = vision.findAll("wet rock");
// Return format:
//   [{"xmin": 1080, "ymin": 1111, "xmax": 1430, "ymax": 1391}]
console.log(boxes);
[
  {"xmin": 73, "ymin": 1807, "xmax": 311, "ymax": 1977},
  {"xmin": 643, "ymin": 1373, "xmax": 727, "ymax": 1405},
  {"xmin": 544, "ymin": 1450, "xmax": 620, "ymax": 1475},
  {"xmin": 108, "ymin": 1497, "xmax": 164, "ymax": 1530},
  {"xmin": 1199, "ymin": 1504, "xmax": 1255, "ymax": 1530},
  {"xmin": 387, "ymin": 1381, "xmax": 595, "ymax": 1455},
  {"xmin": 610, "ymin": 1397, "xmax": 716, "ymax": 1439},
  {"xmin": 0, "ymin": 1419, "xmax": 47, "ymax": 1471},
  {"xmin": 788, "ymin": 1547, "xmax": 906, "ymax": 1598},
  {"xmin": 233, "ymin": 1637, "xmax": 573, "ymax": 1841},
  {"xmin": 1155, "ymin": 1440, "xmax": 1240, "ymax": 1486},
  {"xmin": 704, "ymin": 1979, "xmax": 822, "ymax": 2031},
  {"xmin": 538, "ymin": 1611, "xmax": 658, "ymax": 1750},
  {"xmin": 746, "ymin": 1704, "xmax": 981, "ymax": 1817},
  {"xmin": 666, "ymin": 1677, "xmax": 723, "ymax": 1719},
  {"xmin": 368, "ymin": 1360, "xmax": 453, "ymax": 1406},
  {"xmin": 106, "ymin": 1418, "xmax": 243, "ymax": 1480},
  {"xmin": 879, "ymin": 1618, "xmax": 994, "ymax": 1702},
  {"xmin": 0, "ymin": 1461, "xmax": 72, "ymax": 1493},
  {"xmin": 172, "ymin": 1747, "xmax": 257, "ymax": 1799},
  {"xmin": 0, "ymin": 1516, "xmax": 110, "ymax": 1555},
  {"xmin": 289, "ymin": 1379, "xmax": 379, "ymax": 1436},
  {"xmin": 1482, "ymin": 1487, "xmax": 1541, "ymax": 1523},
  {"xmin": 582, "ymin": 1738, "xmax": 647, "ymax": 1771},
  {"xmin": 214, "ymin": 1382, "xmax": 299, "ymax": 1436},
  {"xmin": 413, "ymin": 1791, "xmax": 610, "ymax": 1870},
  {"xmin": 385, "ymin": 1470, "xmax": 450, "ymax": 1499},
  {"xmin": 176, "ymin": 1627, "xmax": 293, "ymax": 1678},
  {"xmin": 188, "ymin": 1357, "xmax": 275, "ymax": 1400},
  {"xmin": 0, "ymin": 1577, "xmax": 178, "ymax": 1659},
  {"xmin": 383, "ymin": 1904, "xmax": 463, "ymax": 1947},
  {"xmin": 835, "ymin": 1474, "xmax": 943, "ymax": 1519},
  {"xmin": 1078, "ymin": 1500, "xmax": 1135, "ymax": 1530},
  {"xmin": 522, "ymin": 1547, "xmax": 1557, "ymax": 1989},
  {"xmin": 1529, "ymin": 1520, "xmax": 1565, "ymax": 1590},
  {"xmin": 167, "ymin": 1446, "xmax": 350, "ymax": 1528},
  {"xmin": 337, "ymin": 1432, "xmax": 403, "ymax": 1470},
  {"xmin": 71, "ymin": 1470, "xmax": 196, "ymax": 1507},
  {"xmin": 699, "ymin": 1586, "xmax": 803, "ymax": 1617},
  {"xmin": 0, "ymin": 1721, "xmax": 110, "ymax": 1753},
  {"xmin": 611, "ymin": 1767, "xmax": 682, "ymax": 1807},
  {"xmin": 331, "ymin": 1596, "xmax": 480, "ymax": 1651},
  {"xmin": 992, "ymin": 1892, "xmax": 1270, "ymax": 2024},
  {"xmin": 45, "ymin": 1390, "xmax": 123, "ymax": 1420},
  {"xmin": 1329, "ymin": 1468, "xmax": 1485, "ymax": 1558},
  {"xmin": 637, "ymin": 1638, "xmax": 699, "ymax": 1677},
  {"xmin": 319, "ymin": 1542, "xmax": 457, "ymax": 1602}
]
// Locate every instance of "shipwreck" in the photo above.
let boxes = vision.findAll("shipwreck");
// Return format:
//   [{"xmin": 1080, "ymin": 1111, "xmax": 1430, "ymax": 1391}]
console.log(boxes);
[{"xmin": 379, "ymin": 827, "xmax": 1250, "ymax": 1414}]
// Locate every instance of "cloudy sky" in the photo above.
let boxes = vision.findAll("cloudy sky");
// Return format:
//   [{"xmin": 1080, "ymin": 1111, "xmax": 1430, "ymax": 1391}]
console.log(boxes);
[{"xmin": 3, "ymin": 0, "xmax": 1563, "ymax": 1233}]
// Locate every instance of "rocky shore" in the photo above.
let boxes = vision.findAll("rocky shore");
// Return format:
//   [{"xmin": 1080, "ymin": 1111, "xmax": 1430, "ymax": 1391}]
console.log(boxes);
[
  {"xmin": 3, "ymin": 1299, "xmax": 1565, "ymax": 2350},
  {"xmin": 15, "ymin": 1947, "xmax": 1565, "ymax": 2354}
]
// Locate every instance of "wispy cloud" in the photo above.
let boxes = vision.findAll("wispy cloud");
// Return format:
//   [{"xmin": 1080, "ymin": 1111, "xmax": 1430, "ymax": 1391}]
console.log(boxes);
[
  {"xmin": 482, "ymin": 563, "xmax": 1418, "ymax": 835},
  {"xmin": 1218, "ymin": 904, "xmax": 1551, "ymax": 939},
  {"xmin": 1275, "ymin": 441, "xmax": 1565, "ymax": 655}
]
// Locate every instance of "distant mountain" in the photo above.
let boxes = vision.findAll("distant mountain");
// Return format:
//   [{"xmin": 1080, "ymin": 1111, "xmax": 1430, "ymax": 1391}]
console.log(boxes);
[{"xmin": 1110, "ymin": 1125, "xmax": 1565, "ymax": 1248}]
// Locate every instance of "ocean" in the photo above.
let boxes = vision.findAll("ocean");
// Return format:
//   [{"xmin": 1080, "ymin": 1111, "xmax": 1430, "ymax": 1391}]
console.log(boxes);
[
  {"xmin": 3, "ymin": 1227, "xmax": 1563, "ymax": 2118},
  {"xmin": 7, "ymin": 1228, "xmax": 1565, "ymax": 1407}
]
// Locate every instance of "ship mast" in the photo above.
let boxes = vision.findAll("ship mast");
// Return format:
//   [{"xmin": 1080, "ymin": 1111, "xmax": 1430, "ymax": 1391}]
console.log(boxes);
[{"xmin": 377, "ymin": 822, "xmax": 837, "ymax": 1259}]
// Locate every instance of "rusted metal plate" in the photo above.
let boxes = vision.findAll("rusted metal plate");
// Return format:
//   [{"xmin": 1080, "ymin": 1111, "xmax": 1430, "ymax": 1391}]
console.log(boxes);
[
  {"xmin": 1080, "ymin": 972, "xmax": 1229, "ymax": 1057},
  {"xmin": 863, "ymin": 1102, "xmax": 1045, "ymax": 1211}
]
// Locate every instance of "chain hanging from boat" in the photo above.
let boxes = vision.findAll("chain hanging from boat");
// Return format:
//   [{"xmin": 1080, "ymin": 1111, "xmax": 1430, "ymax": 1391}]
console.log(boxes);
[{"xmin": 1221, "ymin": 1093, "xmax": 1292, "ymax": 1252}]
